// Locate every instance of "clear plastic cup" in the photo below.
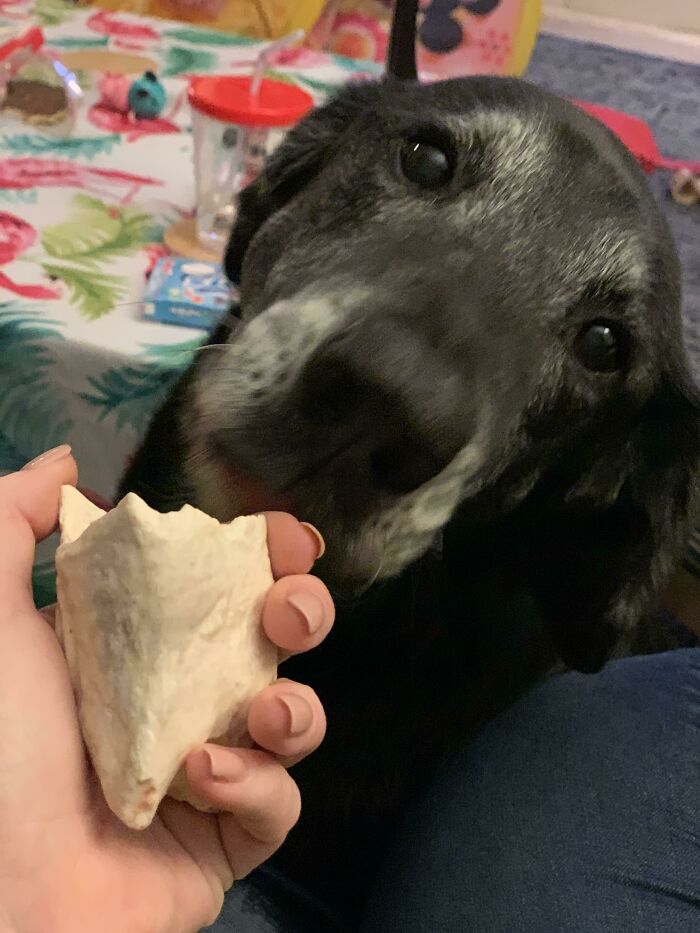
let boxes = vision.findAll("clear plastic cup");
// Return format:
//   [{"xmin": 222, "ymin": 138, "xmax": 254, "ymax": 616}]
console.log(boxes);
[{"xmin": 188, "ymin": 74, "xmax": 313, "ymax": 254}]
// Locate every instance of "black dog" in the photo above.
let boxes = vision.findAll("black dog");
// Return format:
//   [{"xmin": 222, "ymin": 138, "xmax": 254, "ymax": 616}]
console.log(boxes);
[{"xmin": 120, "ymin": 50, "xmax": 700, "ymax": 923}]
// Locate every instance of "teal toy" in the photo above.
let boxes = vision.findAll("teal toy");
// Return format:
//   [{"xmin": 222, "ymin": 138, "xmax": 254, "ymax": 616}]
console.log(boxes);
[{"xmin": 128, "ymin": 71, "xmax": 166, "ymax": 120}]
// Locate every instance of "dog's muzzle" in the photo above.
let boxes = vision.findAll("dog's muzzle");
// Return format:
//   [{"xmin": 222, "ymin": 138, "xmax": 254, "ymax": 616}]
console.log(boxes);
[{"xmin": 296, "ymin": 315, "xmax": 475, "ymax": 495}]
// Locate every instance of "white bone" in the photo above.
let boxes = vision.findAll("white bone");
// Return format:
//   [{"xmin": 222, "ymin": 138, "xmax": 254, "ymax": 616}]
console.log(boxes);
[{"xmin": 55, "ymin": 486, "xmax": 276, "ymax": 830}]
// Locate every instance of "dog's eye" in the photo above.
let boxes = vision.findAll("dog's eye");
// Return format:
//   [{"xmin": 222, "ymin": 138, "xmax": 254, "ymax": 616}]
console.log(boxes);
[
  {"xmin": 575, "ymin": 321, "xmax": 627, "ymax": 373},
  {"xmin": 401, "ymin": 141, "xmax": 452, "ymax": 189}
]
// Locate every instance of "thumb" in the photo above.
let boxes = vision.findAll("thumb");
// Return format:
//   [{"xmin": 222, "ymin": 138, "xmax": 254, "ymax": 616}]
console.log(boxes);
[{"xmin": 0, "ymin": 446, "xmax": 78, "ymax": 618}]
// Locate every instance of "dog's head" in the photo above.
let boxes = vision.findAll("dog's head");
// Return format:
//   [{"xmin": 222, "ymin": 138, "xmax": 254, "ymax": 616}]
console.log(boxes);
[{"xmin": 184, "ymin": 76, "xmax": 700, "ymax": 665}]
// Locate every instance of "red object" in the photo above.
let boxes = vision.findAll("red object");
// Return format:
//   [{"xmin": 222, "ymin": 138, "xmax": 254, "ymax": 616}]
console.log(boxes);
[
  {"xmin": 0, "ymin": 25, "xmax": 43, "ymax": 63},
  {"xmin": 143, "ymin": 242, "xmax": 169, "ymax": 278},
  {"xmin": 188, "ymin": 75, "xmax": 313, "ymax": 127},
  {"xmin": 0, "ymin": 210, "xmax": 59, "ymax": 299},
  {"xmin": 86, "ymin": 9, "xmax": 159, "ymax": 41},
  {"xmin": 0, "ymin": 158, "xmax": 162, "ymax": 206},
  {"xmin": 0, "ymin": 269, "xmax": 58, "ymax": 299},
  {"xmin": 573, "ymin": 100, "xmax": 700, "ymax": 175},
  {"xmin": 98, "ymin": 72, "xmax": 131, "ymax": 115},
  {"xmin": 89, "ymin": 102, "xmax": 179, "ymax": 139}
]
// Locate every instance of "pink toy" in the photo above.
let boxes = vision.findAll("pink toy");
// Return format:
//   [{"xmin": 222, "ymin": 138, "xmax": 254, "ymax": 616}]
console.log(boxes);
[
  {"xmin": 310, "ymin": 0, "xmax": 540, "ymax": 78},
  {"xmin": 98, "ymin": 73, "xmax": 131, "ymax": 115}
]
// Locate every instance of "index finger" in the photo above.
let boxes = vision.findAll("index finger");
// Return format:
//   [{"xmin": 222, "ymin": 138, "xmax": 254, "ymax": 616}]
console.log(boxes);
[{"xmin": 264, "ymin": 512, "xmax": 325, "ymax": 578}]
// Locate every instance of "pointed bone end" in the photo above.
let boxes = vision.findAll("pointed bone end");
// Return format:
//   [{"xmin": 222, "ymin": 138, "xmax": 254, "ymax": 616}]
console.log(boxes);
[{"xmin": 59, "ymin": 484, "xmax": 105, "ymax": 544}]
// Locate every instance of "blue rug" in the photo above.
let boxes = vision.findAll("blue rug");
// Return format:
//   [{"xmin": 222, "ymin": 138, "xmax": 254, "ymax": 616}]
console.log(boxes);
[{"xmin": 526, "ymin": 33, "xmax": 700, "ymax": 372}]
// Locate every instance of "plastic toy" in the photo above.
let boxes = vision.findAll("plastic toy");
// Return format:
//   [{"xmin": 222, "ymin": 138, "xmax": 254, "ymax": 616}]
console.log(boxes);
[
  {"xmin": 308, "ymin": 0, "xmax": 541, "ymax": 77},
  {"xmin": 670, "ymin": 170, "xmax": 700, "ymax": 208},
  {"xmin": 0, "ymin": 25, "xmax": 82, "ymax": 131},
  {"xmin": 98, "ymin": 72, "xmax": 131, "ymax": 114},
  {"xmin": 93, "ymin": 71, "xmax": 178, "ymax": 137},
  {"xmin": 573, "ymin": 100, "xmax": 700, "ymax": 177},
  {"xmin": 127, "ymin": 70, "xmax": 166, "ymax": 120}
]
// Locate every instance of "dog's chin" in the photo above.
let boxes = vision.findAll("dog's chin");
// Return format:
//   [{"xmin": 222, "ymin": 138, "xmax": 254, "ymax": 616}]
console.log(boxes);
[
  {"xmin": 192, "ymin": 449, "xmax": 387, "ymax": 595},
  {"xmin": 213, "ymin": 460, "xmax": 294, "ymax": 517}
]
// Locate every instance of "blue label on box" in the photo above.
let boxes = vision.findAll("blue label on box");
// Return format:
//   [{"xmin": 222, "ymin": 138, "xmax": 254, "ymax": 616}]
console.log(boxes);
[{"xmin": 142, "ymin": 257, "xmax": 237, "ymax": 329}]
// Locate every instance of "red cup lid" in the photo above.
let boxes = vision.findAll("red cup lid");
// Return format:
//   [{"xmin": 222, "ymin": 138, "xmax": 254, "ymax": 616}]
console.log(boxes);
[{"xmin": 188, "ymin": 74, "xmax": 313, "ymax": 128}]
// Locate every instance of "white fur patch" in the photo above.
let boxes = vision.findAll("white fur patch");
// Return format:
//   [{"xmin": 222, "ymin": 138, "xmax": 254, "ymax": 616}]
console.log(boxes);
[
  {"xmin": 186, "ymin": 285, "xmax": 496, "ymax": 585},
  {"xmin": 369, "ymin": 421, "xmax": 494, "ymax": 579},
  {"xmin": 194, "ymin": 289, "xmax": 363, "ymax": 426}
]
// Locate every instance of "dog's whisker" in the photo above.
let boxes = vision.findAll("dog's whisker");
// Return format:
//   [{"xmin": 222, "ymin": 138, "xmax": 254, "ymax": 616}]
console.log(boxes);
[
  {"xmin": 364, "ymin": 552, "xmax": 385, "ymax": 591},
  {"xmin": 189, "ymin": 344, "xmax": 231, "ymax": 355}
]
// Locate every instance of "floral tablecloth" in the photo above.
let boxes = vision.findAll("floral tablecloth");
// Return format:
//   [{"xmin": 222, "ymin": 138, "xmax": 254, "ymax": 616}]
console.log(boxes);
[{"xmin": 0, "ymin": 1, "xmax": 379, "ymax": 600}]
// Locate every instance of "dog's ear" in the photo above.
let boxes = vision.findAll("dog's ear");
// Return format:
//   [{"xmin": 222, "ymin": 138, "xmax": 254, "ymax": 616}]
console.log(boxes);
[
  {"xmin": 223, "ymin": 83, "xmax": 382, "ymax": 286},
  {"xmin": 529, "ymin": 374, "xmax": 700, "ymax": 672}
]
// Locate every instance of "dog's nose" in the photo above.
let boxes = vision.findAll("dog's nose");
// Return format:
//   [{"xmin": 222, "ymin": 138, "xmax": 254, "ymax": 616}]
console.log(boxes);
[{"xmin": 299, "ymin": 324, "xmax": 472, "ymax": 494}]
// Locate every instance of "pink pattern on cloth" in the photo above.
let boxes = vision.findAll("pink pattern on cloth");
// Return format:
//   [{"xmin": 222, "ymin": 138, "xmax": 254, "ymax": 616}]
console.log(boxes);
[
  {"xmin": 0, "ymin": 0, "xmax": 25, "ymax": 20},
  {"xmin": 273, "ymin": 46, "xmax": 331, "ymax": 69},
  {"xmin": 112, "ymin": 37, "xmax": 156, "ymax": 52},
  {"xmin": 0, "ymin": 210, "xmax": 60, "ymax": 299},
  {"xmin": 87, "ymin": 9, "xmax": 160, "ymax": 41},
  {"xmin": 0, "ymin": 209, "xmax": 36, "ymax": 264},
  {"xmin": 0, "ymin": 158, "xmax": 163, "ymax": 200},
  {"xmin": 88, "ymin": 103, "xmax": 180, "ymax": 140}
]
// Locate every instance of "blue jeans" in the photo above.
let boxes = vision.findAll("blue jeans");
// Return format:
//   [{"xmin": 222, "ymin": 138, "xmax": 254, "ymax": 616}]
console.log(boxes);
[{"xmin": 208, "ymin": 649, "xmax": 700, "ymax": 932}]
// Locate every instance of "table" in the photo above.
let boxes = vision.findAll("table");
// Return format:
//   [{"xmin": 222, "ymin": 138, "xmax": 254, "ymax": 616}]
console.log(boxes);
[{"xmin": 0, "ymin": 1, "xmax": 379, "ymax": 601}]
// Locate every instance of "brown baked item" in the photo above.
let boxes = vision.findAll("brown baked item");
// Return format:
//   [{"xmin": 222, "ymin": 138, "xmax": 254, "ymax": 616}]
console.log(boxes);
[{"xmin": 1, "ymin": 77, "xmax": 68, "ymax": 125}]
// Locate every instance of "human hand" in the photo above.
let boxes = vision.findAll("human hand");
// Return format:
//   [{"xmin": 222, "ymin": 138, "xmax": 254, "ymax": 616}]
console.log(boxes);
[{"xmin": 0, "ymin": 447, "xmax": 333, "ymax": 933}]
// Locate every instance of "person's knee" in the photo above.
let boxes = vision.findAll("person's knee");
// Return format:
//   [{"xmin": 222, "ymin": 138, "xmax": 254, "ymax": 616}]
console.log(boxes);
[{"xmin": 362, "ymin": 648, "xmax": 700, "ymax": 933}]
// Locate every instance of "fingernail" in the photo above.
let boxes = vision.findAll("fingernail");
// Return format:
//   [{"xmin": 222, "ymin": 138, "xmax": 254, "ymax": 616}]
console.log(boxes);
[
  {"xmin": 277, "ymin": 693, "xmax": 314, "ymax": 737},
  {"xmin": 204, "ymin": 747, "xmax": 247, "ymax": 783},
  {"xmin": 299, "ymin": 522, "xmax": 325, "ymax": 559},
  {"xmin": 22, "ymin": 444, "xmax": 72, "ymax": 471},
  {"xmin": 287, "ymin": 591, "xmax": 325, "ymax": 636}
]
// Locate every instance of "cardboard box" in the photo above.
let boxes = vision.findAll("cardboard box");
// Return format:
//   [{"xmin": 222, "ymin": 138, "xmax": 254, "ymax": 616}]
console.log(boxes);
[{"xmin": 142, "ymin": 257, "xmax": 237, "ymax": 329}]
